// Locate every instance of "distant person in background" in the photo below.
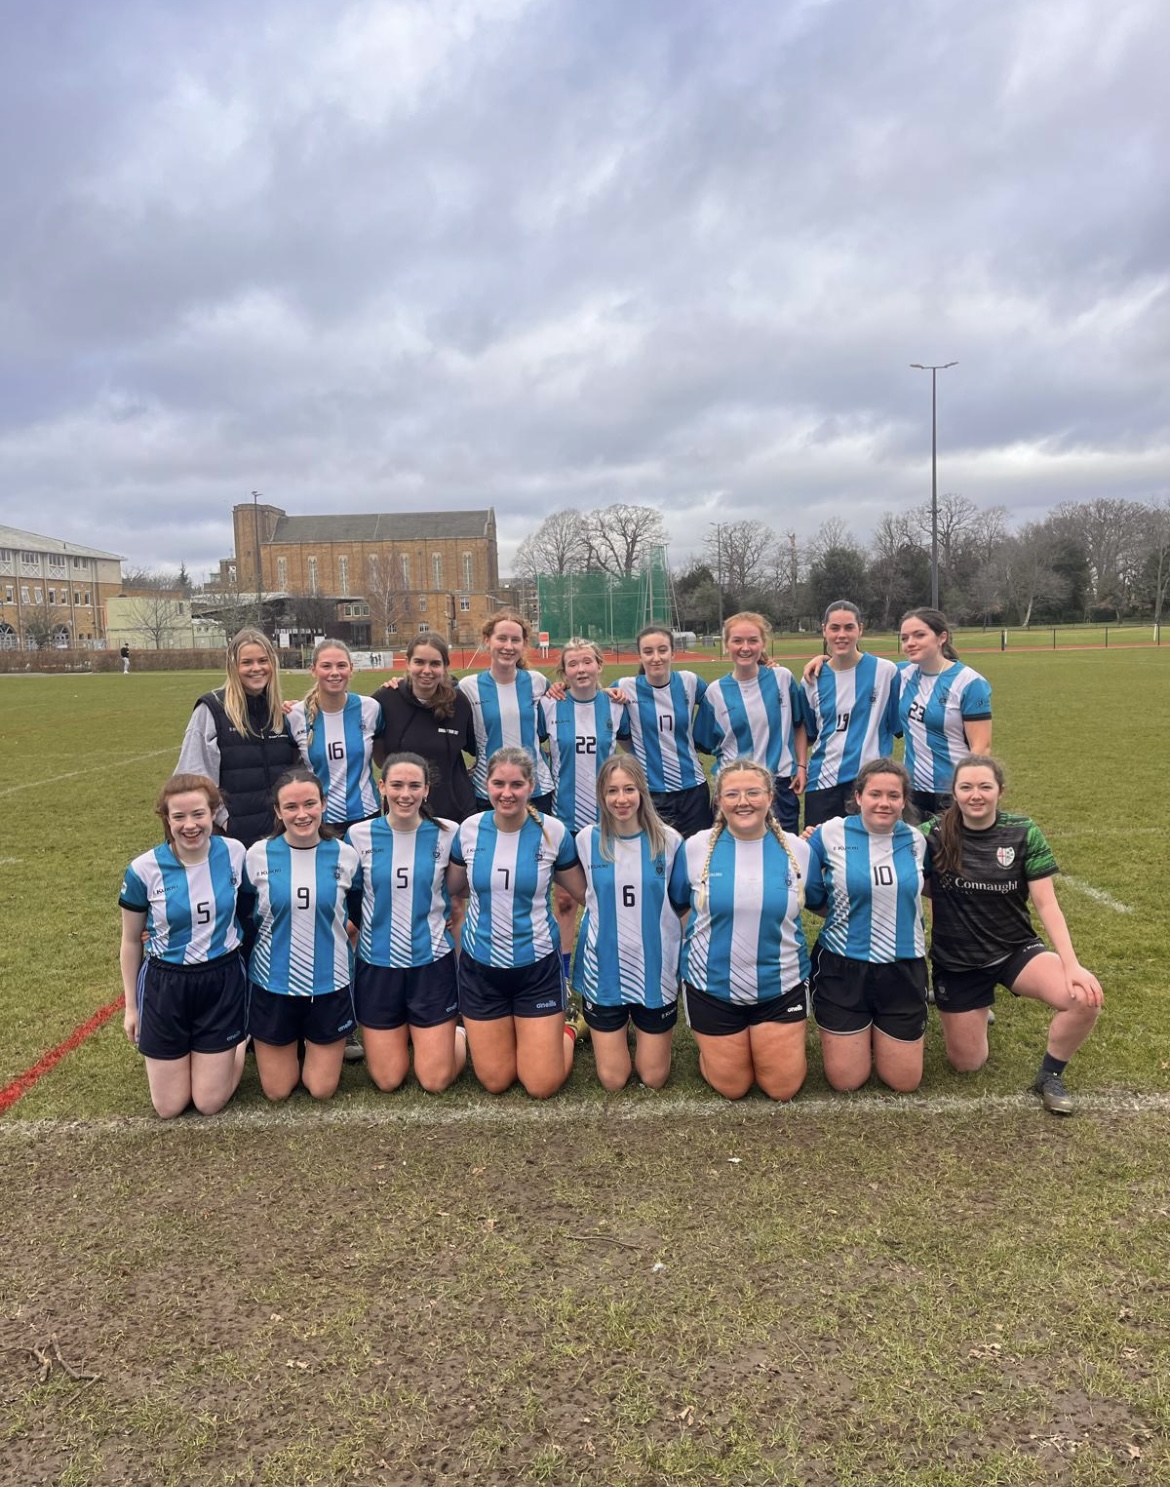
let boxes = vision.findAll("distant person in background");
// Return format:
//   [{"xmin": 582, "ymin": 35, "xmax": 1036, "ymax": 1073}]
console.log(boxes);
[
  {"xmin": 119, "ymin": 774, "xmax": 249, "ymax": 1118},
  {"xmin": 177, "ymin": 627, "xmax": 300, "ymax": 848},
  {"xmin": 120, "ymin": 643, "xmax": 131, "ymax": 674},
  {"xmin": 924, "ymin": 755, "xmax": 1103, "ymax": 1116}
]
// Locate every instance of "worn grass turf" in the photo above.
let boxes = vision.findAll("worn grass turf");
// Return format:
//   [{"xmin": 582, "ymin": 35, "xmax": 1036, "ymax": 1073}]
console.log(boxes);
[{"xmin": 2, "ymin": 1106, "xmax": 1167, "ymax": 1486}]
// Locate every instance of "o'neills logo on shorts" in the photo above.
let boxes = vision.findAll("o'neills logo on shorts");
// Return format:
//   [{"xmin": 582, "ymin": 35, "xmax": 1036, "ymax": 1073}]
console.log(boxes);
[{"xmin": 996, "ymin": 847, "xmax": 1015, "ymax": 867}]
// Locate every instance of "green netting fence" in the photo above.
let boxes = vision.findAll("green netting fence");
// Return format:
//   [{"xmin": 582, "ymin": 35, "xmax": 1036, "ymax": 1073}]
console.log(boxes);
[{"xmin": 536, "ymin": 560, "xmax": 673, "ymax": 647}]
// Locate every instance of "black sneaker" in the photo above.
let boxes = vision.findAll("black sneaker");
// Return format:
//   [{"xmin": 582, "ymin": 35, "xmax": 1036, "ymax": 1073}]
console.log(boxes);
[
  {"xmin": 1033, "ymin": 1071, "xmax": 1073, "ymax": 1116},
  {"xmin": 344, "ymin": 1029, "xmax": 365, "ymax": 1063}
]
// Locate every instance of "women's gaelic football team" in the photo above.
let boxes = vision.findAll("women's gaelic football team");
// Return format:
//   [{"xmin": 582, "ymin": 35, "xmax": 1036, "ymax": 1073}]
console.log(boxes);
[{"xmin": 122, "ymin": 605, "xmax": 1101, "ymax": 1117}]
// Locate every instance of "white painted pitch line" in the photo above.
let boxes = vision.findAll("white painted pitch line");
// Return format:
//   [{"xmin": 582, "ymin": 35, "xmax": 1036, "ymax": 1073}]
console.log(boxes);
[
  {"xmin": 0, "ymin": 749, "xmax": 174, "ymax": 798},
  {"xmin": 4, "ymin": 1089, "xmax": 1170, "ymax": 1142},
  {"xmin": 1060, "ymin": 876, "xmax": 1135, "ymax": 915},
  {"xmin": 0, "ymin": 857, "xmax": 22, "ymax": 866}
]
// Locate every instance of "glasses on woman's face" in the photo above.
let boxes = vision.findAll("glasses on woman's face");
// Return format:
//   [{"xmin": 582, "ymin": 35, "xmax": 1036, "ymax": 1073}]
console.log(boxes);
[{"xmin": 720, "ymin": 788, "xmax": 768, "ymax": 803}]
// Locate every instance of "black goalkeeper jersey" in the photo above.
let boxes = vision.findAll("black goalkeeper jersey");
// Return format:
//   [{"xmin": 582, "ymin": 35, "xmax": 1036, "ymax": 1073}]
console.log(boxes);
[{"xmin": 923, "ymin": 812, "xmax": 1058, "ymax": 971}]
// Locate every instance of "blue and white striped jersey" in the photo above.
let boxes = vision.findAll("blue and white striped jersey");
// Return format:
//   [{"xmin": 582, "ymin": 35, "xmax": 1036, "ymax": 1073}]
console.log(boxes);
[
  {"xmin": 538, "ymin": 693, "xmax": 630, "ymax": 831},
  {"xmin": 614, "ymin": 672, "xmax": 708, "ymax": 793},
  {"xmin": 458, "ymin": 670, "xmax": 554, "ymax": 796},
  {"xmin": 289, "ymin": 693, "xmax": 383, "ymax": 824},
  {"xmin": 694, "ymin": 668, "xmax": 805, "ymax": 777},
  {"xmin": 805, "ymin": 816, "xmax": 927, "ymax": 962},
  {"xmin": 572, "ymin": 825, "xmax": 685, "ymax": 1008},
  {"xmin": 898, "ymin": 662, "xmax": 992, "ymax": 793},
  {"xmin": 120, "ymin": 837, "xmax": 247, "ymax": 965},
  {"xmin": 346, "ymin": 815, "xmax": 457, "ymax": 968},
  {"xmin": 804, "ymin": 653, "xmax": 901, "ymax": 790},
  {"xmin": 451, "ymin": 812, "xmax": 578, "ymax": 967},
  {"xmin": 674, "ymin": 829, "xmax": 811, "ymax": 1004},
  {"xmin": 244, "ymin": 836, "xmax": 359, "ymax": 995}
]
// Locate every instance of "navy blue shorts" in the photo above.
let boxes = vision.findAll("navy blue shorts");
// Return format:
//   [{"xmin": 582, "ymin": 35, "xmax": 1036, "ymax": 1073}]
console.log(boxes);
[
  {"xmin": 683, "ymin": 980, "xmax": 808, "ymax": 1036},
  {"xmin": 810, "ymin": 942, "xmax": 928, "ymax": 1041},
  {"xmin": 931, "ymin": 940, "xmax": 1049, "ymax": 1013},
  {"xmin": 458, "ymin": 950, "xmax": 566, "ymax": 1021},
  {"xmin": 802, "ymin": 782, "xmax": 853, "ymax": 830},
  {"xmin": 771, "ymin": 777, "xmax": 800, "ymax": 832},
  {"xmin": 247, "ymin": 984, "xmax": 356, "ymax": 1047},
  {"xmin": 651, "ymin": 782, "xmax": 714, "ymax": 838},
  {"xmin": 136, "ymin": 951, "xmax": 247, "ymax": 1060},
  {"xmin": 582, "ymin": 998, "xmax": 678, "ymax": 1034},
  {"xmin": 911, "ymin": 789, "xmax": 950, "ymax": 821},
  {"xmin": 354, "ymin": 955, "xmax": 459, "ymax": 1030}
]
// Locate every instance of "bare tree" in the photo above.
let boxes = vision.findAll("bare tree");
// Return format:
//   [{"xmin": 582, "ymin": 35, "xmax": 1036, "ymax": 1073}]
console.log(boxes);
[
  {"xmin": 1139, "ymin": 499, "xmax": 1170, "ymax": 626},
  {"xmin": 868, "ymin": 511, "xmax": 927, "ymax": 628},
  {"xmin": 365, "ymin": 555, "xmax": 409, "ymax": 645},
  {"xmin": 910, "ymin": 492, "xmax": 983, "ymax": 585},
  {"xmin": 703, "ymin": 520, "xmax": 773, "ymax": 598},
  {"xmin": 120, "ymin": 589, "xmax": 191, "ymax": 649},
  {"xmin": 997, "ymin": 523, "xmax": 1069, "ymax": 628},
  {"xmin": 1051, "ymin": 497, "xmax": 1148, "ymax": 616},
  {"xmin": 805, "ymin": 518, "xmax": 859, "ymax": 569},
  {"xmin": 514, "ymin": 510, "xmax": 590, "ymax": 581},
  {"xmin": 583, "ymin": 504, "xmax": 668, "ymax": 576}
]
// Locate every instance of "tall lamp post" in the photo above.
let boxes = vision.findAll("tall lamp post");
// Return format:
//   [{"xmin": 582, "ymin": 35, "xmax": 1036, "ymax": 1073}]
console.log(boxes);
[
  {"xmin": 250, "ymin": 490, "xmax": 264, "ymax": 626},
  {"xmin": 909, "ymin": 362, "xmax": 957, "ymax": 608},
  {"xmin": 710, "ymin": 523, "xmax": 724, "ymax": 653}
]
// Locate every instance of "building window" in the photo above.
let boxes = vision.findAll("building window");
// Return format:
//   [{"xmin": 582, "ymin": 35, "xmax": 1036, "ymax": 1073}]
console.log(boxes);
[
  {"xmin": 73, "ymin": 555, "xmax": 87, "ymax": 569},
  {"xmin": 307, "ymin": 557, "xmax": 318, "ymax": 594},
  {"xmin": 47, "ymin": 556, "xmax": 66, "ymax": 576},
  {"xmin": 387, "ymin": 623, "xmax": 397, "ymax": 635},
  {"xmin": 417, "ymin": 595, "xmax": 427, "ymax": 612},
  {"xmin": 4, "ymin": 585, "xmax": 13, "ymax": 603},
  {"xmin": 432, "ymin": 554, "xmax": 442, "ymax": 588},
  {"xmin": 21, "ymin": 552, "xmax": 41, "ymax": 576},
  {"xmin": 22, "ymin": 586, "xmax": 31, "ymax": 603},
  {"xmin": 0, "ymin": 548, "xmax": 13, "ymax": 567},
  {"xmin": 83, "ymin": 592, "xmax": 91, "ymax": 606},
  {"xmin": 276, "ymin": 557, "xmax": 287, "ymax": 589},
  {"xmin": 338, "ymin": 556, "xmax": 350, "ymax": 596},
  {"xmin": 418, "ymin": 622, "xmax": 430, "ymax": 633},
  {"xmin": 462, "ymin": 552, "xmax": 474, "ymax": 589},
  {"xmin": 400, "ymin": 554, "xmax": 411, "ymax": 588},
  {"xmin": 34, "ymin": 586, "xmax": 43, "ymax": 603},
  {"xmin": 47, "ymin": 589, "xmax": 55, "ymax": 605},
  {"xmin": 459, "ymin": 595, "xmax": 471, "ymax": 612}
]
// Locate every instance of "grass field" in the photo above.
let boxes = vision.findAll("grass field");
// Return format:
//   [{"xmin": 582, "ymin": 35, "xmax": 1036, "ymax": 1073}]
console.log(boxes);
[{"xmin": 2, "ymin": 652, "xmax": 1169, "ymax": 1485}]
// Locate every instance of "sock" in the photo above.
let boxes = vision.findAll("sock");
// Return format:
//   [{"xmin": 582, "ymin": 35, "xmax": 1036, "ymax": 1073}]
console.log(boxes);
[
  {"xmin": 564, "ymin": 1024, "xmax": 578, "ymax": 1044},
  {"xmin": 1040, "ymin": 1052, "xmax": 1068, "ymax": 1079}
]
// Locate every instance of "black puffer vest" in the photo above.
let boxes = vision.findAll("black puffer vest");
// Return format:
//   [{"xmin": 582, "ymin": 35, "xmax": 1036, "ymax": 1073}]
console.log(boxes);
[{"xmin": 196, "ymin": 688, "xmax": 300, "ymax": 847}]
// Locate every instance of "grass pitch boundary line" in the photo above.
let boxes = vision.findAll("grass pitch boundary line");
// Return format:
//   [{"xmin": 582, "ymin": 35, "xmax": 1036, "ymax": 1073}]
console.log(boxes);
[
  {"xmin": 0, "ymin": 748, "xmax": 174, "ymax": 798},
  {"xmin": 1060, "ymin": 875, "xmax": 1135, "ymax": 914},
  {"xmin": 4, "ymin": 1088, "xmax": 1170, "ymax": 1140}
]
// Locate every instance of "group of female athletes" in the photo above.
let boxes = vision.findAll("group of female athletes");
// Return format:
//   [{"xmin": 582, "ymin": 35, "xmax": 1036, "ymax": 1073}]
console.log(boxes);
[{"xmin": 119, "ymin": 601, "xmax": 1102, "ymax": 1118}]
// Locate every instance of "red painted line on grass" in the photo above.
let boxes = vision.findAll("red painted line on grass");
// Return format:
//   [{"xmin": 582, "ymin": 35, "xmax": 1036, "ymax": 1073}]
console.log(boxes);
[{"xmin": 0, "ymin": 996, "xmax": 123, "ymax": 1114}]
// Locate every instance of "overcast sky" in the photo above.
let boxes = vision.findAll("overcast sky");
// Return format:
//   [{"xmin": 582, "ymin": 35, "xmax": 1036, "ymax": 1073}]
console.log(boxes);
[{"xmin": 2, "ymin": 0, "xmax": 1167, "ymax": 579}]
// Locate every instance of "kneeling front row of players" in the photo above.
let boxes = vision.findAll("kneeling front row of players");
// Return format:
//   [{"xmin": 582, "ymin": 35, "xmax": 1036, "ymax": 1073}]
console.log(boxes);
[{"xmin": 120, "ymin": 747, "xmax": 1102, "ymax": 1119}]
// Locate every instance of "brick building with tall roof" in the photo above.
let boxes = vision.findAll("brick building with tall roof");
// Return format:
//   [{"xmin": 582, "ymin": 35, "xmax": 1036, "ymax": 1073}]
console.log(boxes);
[{"xmin": 210, "ymin": 502, "xmax": 501, "ymax": 648}]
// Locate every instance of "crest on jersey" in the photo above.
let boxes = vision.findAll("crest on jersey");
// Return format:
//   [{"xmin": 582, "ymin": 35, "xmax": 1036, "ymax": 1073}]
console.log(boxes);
[{"xmin": 996, "ymin": 847, "xmax": 1015, "ymax": 867}]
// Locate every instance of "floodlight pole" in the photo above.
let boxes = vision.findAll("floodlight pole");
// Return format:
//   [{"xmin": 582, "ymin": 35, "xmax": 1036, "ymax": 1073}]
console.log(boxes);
[{"xmin": 910, "ymin": 362, "xmax": 957, "ymax": 609}]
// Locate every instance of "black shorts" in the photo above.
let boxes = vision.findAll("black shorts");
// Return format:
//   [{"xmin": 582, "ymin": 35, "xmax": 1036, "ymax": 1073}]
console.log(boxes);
[
  {"xmin": 683, "ymin": 981, "xmax": 808, "ymax": 1037},
  {"xmin": 136, "ymin": 951, "xmax": 247, "ymax": 1060},
  {"xmin": 931, "ymin": 940, "xmax": 1049, "ymax": 1013},
  {"xmin": 802, "ymin": 781, "xmax": 853, "ymax": 830},
  {"xmin": 810, "ymin": 942, "xmax": 927, "ymax": 1042},
  {"xmin": 354, "ymin": 955, "xmax": 459, "ymax": 1030},
  {"xmin": 458, "ymin": 950, "xmax": 566, "ymax": 1021},
  {"xmin": 911, "ymin": 789, "xmax": 951, "ymax": 820},
  {"xmin": 582, "ymin": 998, "xmax": 679, "ymax": 1034},
  {"xmin": 651, "ymin": 782, "xmax": 714, "ymax": 837},
  {"xmin": 771, "ymin": 777, "xmax": 799, "ymax": 833},
  {"xmin": 247, "ymin": 984, "xmax": 357, "ymax": 1047},
  {"xmin": 332, "ymin": 810, "xmax": 383, "ymax": 834},
  {"xmin": 474, "ymin": 791, "xmax": 554, "ymax": 816}
]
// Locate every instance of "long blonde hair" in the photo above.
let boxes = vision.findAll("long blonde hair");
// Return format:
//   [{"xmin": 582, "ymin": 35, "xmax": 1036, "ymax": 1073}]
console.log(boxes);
[
  {"xmin": 595, "ymin": 755, "xmax": 670, "ymax": 863},
  {"xmin": 222, "ymin": 627, "xmax": 284, "ymax": 736},
  {"xmin": 301, "ymin": 638, "xmax": 353, "ymax": 746},
  {"xmin": 695, "ymin": 758, "xmax": 803, "ymax": 913}
]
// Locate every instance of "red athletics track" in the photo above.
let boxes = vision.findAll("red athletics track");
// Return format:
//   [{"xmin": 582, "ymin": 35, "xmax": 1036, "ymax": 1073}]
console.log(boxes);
[{"xmin": 0, "ymin": 996, "xmax": 123, "ymax": 1115}]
